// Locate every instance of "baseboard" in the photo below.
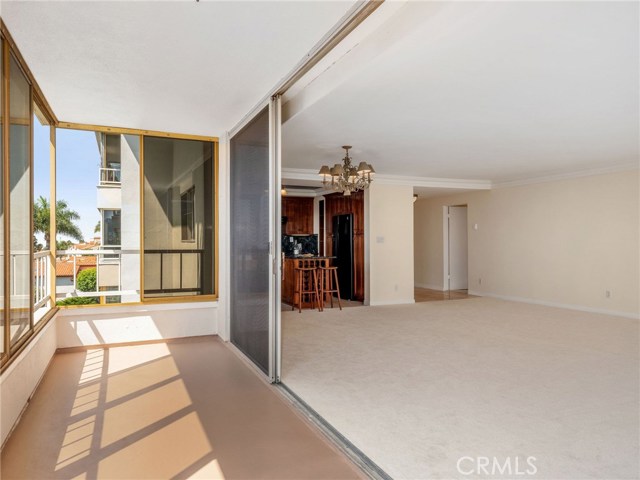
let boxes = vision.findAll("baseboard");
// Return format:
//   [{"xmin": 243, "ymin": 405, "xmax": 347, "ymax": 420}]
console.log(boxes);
[
  {"xmin": 369, "ymin": 299, "xmax": 416, "ymax": 306},
  {"xmin": 468, "ymin": 291, "xmax": 639, "ymax": 320},
  {"xmin": 414, "ymin": 283, "xmax": 445, "ymax": 291}
]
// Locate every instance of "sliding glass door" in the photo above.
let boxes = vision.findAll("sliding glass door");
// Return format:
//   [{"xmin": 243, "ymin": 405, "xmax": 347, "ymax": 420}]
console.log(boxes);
[{"xmin": 229, "ymin": 98, "xmax": 281, "ymax": 380}]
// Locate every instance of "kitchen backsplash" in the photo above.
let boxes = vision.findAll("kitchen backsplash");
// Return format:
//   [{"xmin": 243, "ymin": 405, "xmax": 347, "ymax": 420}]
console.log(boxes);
[{"xmin": 282, "ymin": 234, "xmax": 318, "ymax": 256}]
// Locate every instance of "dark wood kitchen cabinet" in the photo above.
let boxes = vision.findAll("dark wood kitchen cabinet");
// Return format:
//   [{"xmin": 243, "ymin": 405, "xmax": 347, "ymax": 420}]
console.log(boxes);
[{"xmin": 282, "ymin": 197, "xmax": 314, "ymax": 234}]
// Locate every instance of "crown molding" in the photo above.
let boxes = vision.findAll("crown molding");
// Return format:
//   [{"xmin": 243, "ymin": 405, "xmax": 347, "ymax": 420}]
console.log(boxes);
[
  {"xmin": 281, "ymin": 168, "xmax": 492, "ymax": 190},
  {"xmin": 491, "ymin": 163, "xmax": 639, "ymax": 189},
  {"xmin": 283, "ymin": 163, "xmax": 640, "ymax": 193}
]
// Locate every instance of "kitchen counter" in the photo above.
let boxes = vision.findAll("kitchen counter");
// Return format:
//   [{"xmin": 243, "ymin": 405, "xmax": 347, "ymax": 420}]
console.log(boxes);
[{"xmin": 281, "ymin": 256, "xmax": 334, "ymax": 309}]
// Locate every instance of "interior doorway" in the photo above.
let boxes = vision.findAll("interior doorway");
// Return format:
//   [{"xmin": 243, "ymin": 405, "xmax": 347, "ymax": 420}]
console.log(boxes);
[{"xmin": 444, "ymin": 205, "xmax": 468, "ymax": 291}]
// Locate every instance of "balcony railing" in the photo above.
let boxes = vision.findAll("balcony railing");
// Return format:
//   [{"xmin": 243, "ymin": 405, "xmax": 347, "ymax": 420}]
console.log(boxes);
[
  {"xmin": 57, "ymin": 249, "xmax": 138, "ymax": 299},
  {"xmin": 33, "ymin": 250, "xmax": 51, "ymax": 310},
  {"xmin": 144, "ymin": 249, "xmax": 205, "ymax": 295},
  {"xmin": 99, "ymin": 167, "xmax": 121, "ymax": 185}
]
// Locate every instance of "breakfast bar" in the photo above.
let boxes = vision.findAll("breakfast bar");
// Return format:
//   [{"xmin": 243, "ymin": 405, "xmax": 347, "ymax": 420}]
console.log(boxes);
[{"xmin": 282, "ymin": 255, "xmax": 336, "ymax": 309}]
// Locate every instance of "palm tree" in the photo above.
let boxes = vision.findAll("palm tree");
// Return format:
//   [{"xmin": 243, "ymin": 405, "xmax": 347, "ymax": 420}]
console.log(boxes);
[{"xmin": 33, "ymin": 196, "xmax": 83, "ymax": 250}]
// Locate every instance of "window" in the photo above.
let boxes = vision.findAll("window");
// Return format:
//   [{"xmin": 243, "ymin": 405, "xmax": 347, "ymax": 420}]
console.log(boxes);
[
  {"xmin": 143, "ymin": 136, "xmax": 215, "ymax": 298},
  {"xmin": 56, "ymin": 130, "xmax": 140, "ymax": 305},
  {"xmin": 8, "ymin": 53, "xmax": 32, "ymax": 348},
  {"xmin": 1, "ymin": 30, "xmax": 57, "ymax": 368},
  {"xmin": 102, "ymin": 210, "xmax": 121, "ymax": 246},
  {"xmin": 181, "ymin": 186, "xmax": 195, "ymax": 242},
  {"xmin": 0, "ymin": 38, "xmax": 4, "ymax": 356}
]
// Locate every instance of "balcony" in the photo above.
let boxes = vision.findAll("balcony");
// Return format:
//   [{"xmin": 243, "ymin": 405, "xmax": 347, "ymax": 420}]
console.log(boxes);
[
  {"xmin": 56, "ymin": 249, "xmax": 138, "ymax": 302},
  {"xmin": 99, "ymin": 167, "xmax": 121, "ymax": 186}
]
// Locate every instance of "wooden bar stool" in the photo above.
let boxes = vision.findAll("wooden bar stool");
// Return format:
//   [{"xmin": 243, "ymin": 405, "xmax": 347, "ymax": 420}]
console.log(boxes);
[
  {"xmin": 319, "ymin": 266, "xmax": 342, "ymax": 310},
  {"xmin": 293, "ymin": 266, "xmax": 321, "ymax": 313}
]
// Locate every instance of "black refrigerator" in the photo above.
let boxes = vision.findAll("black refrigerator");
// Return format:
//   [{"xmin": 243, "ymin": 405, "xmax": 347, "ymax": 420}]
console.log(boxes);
[{"xmin": 332, "ymin": 214, "xmax": 354, "ymax": 300}]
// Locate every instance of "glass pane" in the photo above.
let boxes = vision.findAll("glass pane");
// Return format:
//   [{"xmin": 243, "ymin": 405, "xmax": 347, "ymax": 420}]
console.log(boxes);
[
  {"xmin": 56, "ymin": 130, "xmax": 140, "ymax": 305},
  {"xmin": 33, "ymin": 104, "xmax": 52, "ymax": 323},
  {"xmin": 102, "ymin": 210, "xmax": 121, "ymax": 246},
  {"xmin": 9, "ymin": 54, "xmax": 31, "ymax": 346},
  {"xmin": 230, "ymin": 107, "xmax": 270, "ymax": 373},
  {"xmin": 0, "ymin": 39, "xmax": 4, "ymax": 354},
  {"xmin": 143, "ymin": 136, "xmax": 215, "ymax": 298}
]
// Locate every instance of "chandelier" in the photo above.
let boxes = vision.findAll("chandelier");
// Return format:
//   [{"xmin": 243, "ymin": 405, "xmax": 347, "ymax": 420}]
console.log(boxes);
[{"xmin": 317, "ymin": 146, "xmax": 375, "ymax": 196}]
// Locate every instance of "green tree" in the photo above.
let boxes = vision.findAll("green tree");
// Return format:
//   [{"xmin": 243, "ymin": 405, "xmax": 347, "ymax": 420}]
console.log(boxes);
[
  {"xmin": 56, "ymin": 239, "xmax": 73, "ymax": 251},
  {"xmin": 76, "ymin": 268, "xmax": 97, "ymax": 292},
  {"xmin": 94, "ymin": 221, "xmax": 101, "ymax": 234},
  {"xmin": 33, "ymin": 196, "xmax": 83, "ymax": 250}
]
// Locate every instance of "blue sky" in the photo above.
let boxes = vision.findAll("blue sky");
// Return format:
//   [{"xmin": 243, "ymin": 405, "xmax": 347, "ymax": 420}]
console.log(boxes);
[{"xmin": 34, "ymin": 121, "xmax": 100, "ymax": 243}]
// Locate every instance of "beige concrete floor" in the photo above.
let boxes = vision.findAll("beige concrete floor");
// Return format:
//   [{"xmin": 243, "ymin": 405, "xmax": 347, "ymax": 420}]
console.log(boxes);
[
  {"xmin": 282, "ymin": 297, "xmax": 640, "ymax": 479},
  {"xmin": 1, "ymin": 337, "xmax": 362, "ymax": 480}
]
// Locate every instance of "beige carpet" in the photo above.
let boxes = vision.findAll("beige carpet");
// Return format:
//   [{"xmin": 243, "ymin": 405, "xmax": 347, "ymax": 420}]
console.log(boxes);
[{"xmin": 282, "ymin": 297, "xmax": 639, "ymax": 479}]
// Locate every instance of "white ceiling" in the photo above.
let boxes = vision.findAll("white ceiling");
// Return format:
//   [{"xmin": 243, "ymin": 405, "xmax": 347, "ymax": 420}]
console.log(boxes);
[
  {"xmin": 282, "ymin": 1, "xmax": 639, "ymax": 183},
  {"xmin": 1, "ymin": 0, "xmax": 356, "ymax": 137}
]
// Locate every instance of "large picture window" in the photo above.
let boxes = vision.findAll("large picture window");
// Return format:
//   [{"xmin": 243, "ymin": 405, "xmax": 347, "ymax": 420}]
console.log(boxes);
[
  {"xmin": 56, "ymin": 129, "xmax": 141, "ymax": 305},
  {"xmin": 0, "ymin": 38, "xmax": 4, "ymax": 356},
  {"xmin": 1, "ymin": 31, "xmax": 57, "ymax": 367},
  {"xmin": 143, "ymin": 137, "xmax": 215, "ymax": 298}
]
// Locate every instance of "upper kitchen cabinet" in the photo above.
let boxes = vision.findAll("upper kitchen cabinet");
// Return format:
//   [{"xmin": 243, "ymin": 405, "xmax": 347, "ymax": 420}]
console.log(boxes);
[{"xmin": 282, "ymin": 197, "xmax": 314, "ymax": 235}]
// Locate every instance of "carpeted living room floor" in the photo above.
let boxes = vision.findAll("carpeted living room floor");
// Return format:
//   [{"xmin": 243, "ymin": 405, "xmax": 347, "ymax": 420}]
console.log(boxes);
[{"xmin": 282, "ymin": 297, "xmax": 639, "ymax": 479}]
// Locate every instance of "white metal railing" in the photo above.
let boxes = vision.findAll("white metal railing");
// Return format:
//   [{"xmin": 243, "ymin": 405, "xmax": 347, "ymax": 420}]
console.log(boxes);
[
  {"xmin": 57, "ymin": 249, "xmax": 137, "ymax": 298},
  {"xmin": 33, "ymin": 250, "xmax": 51, "ymax": 310},
  {"xmin": 99, "ymin": 167, "xmax": 121, "ymax": 185}
]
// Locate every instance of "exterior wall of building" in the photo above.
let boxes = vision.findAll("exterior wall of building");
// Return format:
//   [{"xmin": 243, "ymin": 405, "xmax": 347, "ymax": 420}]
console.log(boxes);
[
  {"xmin": 119, "ymin": 134, "xmax": 141, "ymax": 302},
  {"xmin": 143, "ymin": 139, "xmax": 210, "ymax": 295},
  {"xmin": 96, "ymin": 185, "xmax": 121, "ymax": 210}
]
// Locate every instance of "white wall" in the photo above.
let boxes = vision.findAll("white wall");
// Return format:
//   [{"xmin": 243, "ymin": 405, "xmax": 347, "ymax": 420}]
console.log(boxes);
[
  {"xmin": 1, "ymin": 319, "xmax": 57, "ymax": 447},
  {"xmin": 414, "ymin": 171, "xmax": 640, "ymax": 317},
  {"xmin": 96, "ymin": 185, "xmax": 121, "ymax": 210},
  {"xmin": 368, "ymin": 184, "xmax": 415, "ymax": 305},
  {"xmin": 56, "ymin": 302, "xmax": 219, "ymax": 348},
  {"xmin": 120, "ymin": 134, "xmax": 141, "ymax": 302}
]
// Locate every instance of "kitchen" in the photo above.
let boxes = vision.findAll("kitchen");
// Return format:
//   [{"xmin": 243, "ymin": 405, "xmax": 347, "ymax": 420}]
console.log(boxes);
[{"xmin": 280, "ymin": 189, "xmax": 365, "ymax": 311}]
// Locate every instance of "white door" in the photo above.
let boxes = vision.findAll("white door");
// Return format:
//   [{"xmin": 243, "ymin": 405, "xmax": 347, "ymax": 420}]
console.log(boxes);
[{"xmin": 448, "ymin": 206, "xmax": 468, "ymax": 290}]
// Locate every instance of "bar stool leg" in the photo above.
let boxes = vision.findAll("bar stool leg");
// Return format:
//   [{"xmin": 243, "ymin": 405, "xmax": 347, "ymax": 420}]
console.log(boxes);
[
  {"xmin": 333, "ymin": 268, "xmax": 342, "ymax": 310},
  {"xmin": 298, "ymin": 270, "xmax": 303, "ymax": 313},
  {"xmin": 313, "ymin": 269, "xmax": 322, "ymax": 312}
]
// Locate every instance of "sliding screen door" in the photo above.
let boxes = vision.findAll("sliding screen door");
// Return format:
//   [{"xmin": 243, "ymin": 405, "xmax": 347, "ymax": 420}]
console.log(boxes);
[{"xmin": 230, "ymin": 102, "xmax": 281, "ymax": 379}]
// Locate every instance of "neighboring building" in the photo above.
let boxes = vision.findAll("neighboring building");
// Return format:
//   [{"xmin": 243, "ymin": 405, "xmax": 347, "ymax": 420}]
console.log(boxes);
[{"xmin": 95, "ymin": 133, "xmax": 140, "ymax": 303}]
